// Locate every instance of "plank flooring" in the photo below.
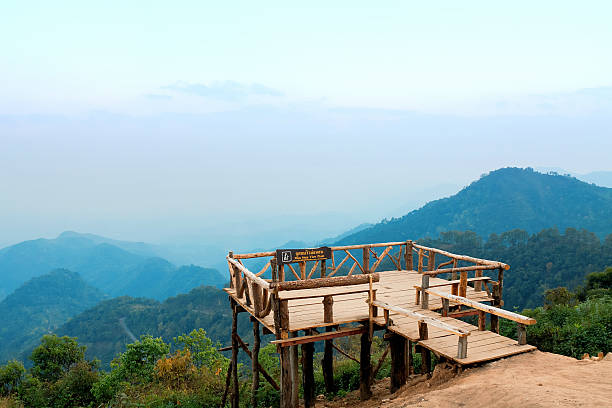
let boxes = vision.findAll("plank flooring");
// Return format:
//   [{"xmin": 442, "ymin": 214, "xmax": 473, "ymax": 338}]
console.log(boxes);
[{"xmin": 224, "ymin": 269, "xmax": 535, "ymax": 365}]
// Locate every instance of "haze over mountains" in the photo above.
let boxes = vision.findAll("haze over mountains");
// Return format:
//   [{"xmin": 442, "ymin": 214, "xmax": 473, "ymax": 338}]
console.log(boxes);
[
  {"xmin": 0, "ymin": 167, "xmax": 611, "ymax": 366},
  {"xmin": 0, "ymin": 231, "xmax": 225, "ymax": 301}
]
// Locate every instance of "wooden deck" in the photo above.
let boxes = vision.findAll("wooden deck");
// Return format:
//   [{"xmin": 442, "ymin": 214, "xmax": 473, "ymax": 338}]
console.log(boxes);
[{"xmin": 224, "ymin": 269, "xmax": 535, "ymax": 365}]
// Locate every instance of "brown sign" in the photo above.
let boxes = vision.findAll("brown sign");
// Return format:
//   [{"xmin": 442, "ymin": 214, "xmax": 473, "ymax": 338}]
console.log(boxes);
[{"xmin": 276, "ymin": 247, "xmax": 332, "ymax": 264}]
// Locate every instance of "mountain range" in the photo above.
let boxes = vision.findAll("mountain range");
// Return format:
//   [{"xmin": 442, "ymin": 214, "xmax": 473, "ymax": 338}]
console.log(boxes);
[
  {"xmin": 0, "ymin": 231, "xmax": 225, "ymax": 301},
  {"xmin": 0, "ymin": 269, "xmax": 106, "ymax": 362},
  {"xmin": 337, "ymin": 167, "xmax": 612, "ymax": 245}
]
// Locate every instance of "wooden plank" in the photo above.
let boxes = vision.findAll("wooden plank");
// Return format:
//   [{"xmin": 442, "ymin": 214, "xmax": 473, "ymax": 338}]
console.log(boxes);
[
  {"xmin": 372, "ymin": 300, "xmax": 469, "ymax": 336},
  {"xmin": 278, "ymin": 284, "xmax": 374, "ymax": 300},
  {"xmin": 271, "ymin": 327, "xmax": 367, "ymax": 347},
  {"xmin": 273, "ymin": 273, "xmax": 379, "ymax": 291},
  {"xmin": 425, "ymin": 289, "xmax": 537, "ymax": 325}
]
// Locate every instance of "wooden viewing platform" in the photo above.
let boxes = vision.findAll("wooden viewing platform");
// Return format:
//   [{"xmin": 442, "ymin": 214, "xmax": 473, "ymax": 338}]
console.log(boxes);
[{"xmin": 222, "ymin": 241, "xmax": 537, "ymax": 408}]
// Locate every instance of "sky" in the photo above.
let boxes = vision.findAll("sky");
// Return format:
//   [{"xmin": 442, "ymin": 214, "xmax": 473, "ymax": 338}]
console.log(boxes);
[{"xmin": 1, "ymin": 2, "xmax": 612, "ymax": 256}]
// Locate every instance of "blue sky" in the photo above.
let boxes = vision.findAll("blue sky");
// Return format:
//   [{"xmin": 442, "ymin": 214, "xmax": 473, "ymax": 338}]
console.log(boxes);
[{"xmin": 1, "ymin": 2, "xmax": 611, "ymax": 255}]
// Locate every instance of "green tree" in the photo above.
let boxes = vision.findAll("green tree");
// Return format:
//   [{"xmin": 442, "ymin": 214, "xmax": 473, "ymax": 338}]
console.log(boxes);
[
  {"xmin": 0, "ymin": 360, "xmax": 25, "ymax": 396},
  {"xmin": 173, "ymin": 329, "xmax": 228, "ymax": 370},
  {"xmin": 29, "ymin": 335, "xmax": 85, "ymax": 383}
]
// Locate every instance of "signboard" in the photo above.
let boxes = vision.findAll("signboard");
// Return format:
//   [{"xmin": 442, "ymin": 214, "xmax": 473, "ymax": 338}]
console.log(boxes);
[{"xmin": 276, "ymin": 247, "xmax": 332, "ymax": 264}]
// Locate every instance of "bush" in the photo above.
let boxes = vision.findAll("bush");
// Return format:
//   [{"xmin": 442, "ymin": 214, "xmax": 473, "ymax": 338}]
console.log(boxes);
[
  {"xmin": 30, "ymin": 335, "xmax": 85, "ymax": 383},
  {"xmin": 0, "ymin": 361, "xmax": 24, "ymax": 396}
]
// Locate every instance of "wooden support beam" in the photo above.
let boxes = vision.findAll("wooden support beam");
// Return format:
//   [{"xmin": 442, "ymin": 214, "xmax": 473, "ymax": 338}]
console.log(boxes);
[
  {"xmin": 408, "ymin": 340, "xmax": 414, "ymax": 375},
  {"xmin": 290, "ymin": 332, "xmax": 299, "ymax": 408},
  {"xmin": 372, "ymin": 344, "xmax": 390, "ymax": 381},
  {"xmin": 279, "ymin": 344, "xmax": 292, "ymax": 408},
  {"xmin": 360, "ymin": 329, "xmax": 372, "ymax": 401},
  {"xmin": 234, "ymin": 330, "xmax": 280, "ymax": 391},
  {"xmin": 418, "ymin": 321, "xmax": 431, "ymax": 374},
  {"xmin": 517, "ymin": 323, "xmax": 527, "ymax": 345},
  {"xmin": 231, "ymin": 300, "xmax": 239, "ymax": 408},
  {"xmin": 390, "ymin": 334, "xmax": 407, "ymax": 393},
  {"xmin": 323, "ymin": 295, "xmax": 333, "ymax": 323},
  {"xmin": 271, "ymin": 326, "xmax": 368, "ymax": 347},
  {"xmin": 323, "ymin": 327, "xmax": 335, "ymax": 393},
  {"xmin": 302, "ymin": 330, "xmax": 315, "ymax": 408},
  {"xmin": 474, "ymin": 270, "xmax": 483, "ymax": 291},
  {"xmin": 428, "ymin": 251, "xmax": 436, "ymax": 272},
  {"xmin": 251, "ymin": 319, "xmax": 260, "ymax": 408}
]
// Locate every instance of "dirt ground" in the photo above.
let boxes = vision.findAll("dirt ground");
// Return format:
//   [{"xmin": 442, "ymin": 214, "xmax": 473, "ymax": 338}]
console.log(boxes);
[{"xmin": 321, "ymin": 351, "xmax": 612, "ymax": 408}]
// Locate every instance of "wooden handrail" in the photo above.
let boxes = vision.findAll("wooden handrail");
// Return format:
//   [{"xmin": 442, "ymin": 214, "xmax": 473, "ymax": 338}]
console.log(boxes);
[
  {"xmin": 422, "ymin": 264, "xmax": 500, "ymax": 276},
  {"xmin": 232, "ymin": 241, "xmax": 409, "ymax": 259},
  {"xmin": 425, "ymin": 289, "xmax": 536, "ymax": 325},
  {"xmin": 271, "ymin": 273, "xmax": 380, "ymax": 291},
  {"xmin": 227, "ymin": 256, "xmax": 270, "ymax": 290},
  {"xmin": 412, "ymin": 243, "xmax": 509, "ymax": 270},
  {"xmin": 371, "ymin": 300, "xmax": 469, "ymax": 336}
]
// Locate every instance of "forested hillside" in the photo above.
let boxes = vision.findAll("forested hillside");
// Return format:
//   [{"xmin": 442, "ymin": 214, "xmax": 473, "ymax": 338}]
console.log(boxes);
[
  {"xmin": 337, "ymin": 168, "xmax": 612, "ymax": 245},
  {"xmin": 418, "ymin": 228, "xmax": 612, "ymax": 309},
  {"xmin": 0, "ymin": 269, "xmax": 105, "ymax": 363},
  {"xmin": 55, "ymin": 286, "xmax": 252, "ymax": 367},
  {"xmin": 0, "ymin": 232, "xmax": 226, "ymax": 301}
]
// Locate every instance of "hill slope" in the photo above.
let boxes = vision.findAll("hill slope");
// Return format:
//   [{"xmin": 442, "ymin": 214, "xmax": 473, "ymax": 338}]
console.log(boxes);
[
  {"xmin": 55, "ymin": 285, "xmax": 252, "ymax": 367},
  {"xmin": 327, "ymin": 351, "xmax": 612, "ymax": 408},
  {"xmin": 0, "ymin": 232, "xmax": 226, "ymax": 300},
  {"xmin": 337, "ymin": 168, "xmax": 612, "ymax": 244},
  {"xmin": 0, "ymin": 269, "xmax": 106, "ymax": 363}
]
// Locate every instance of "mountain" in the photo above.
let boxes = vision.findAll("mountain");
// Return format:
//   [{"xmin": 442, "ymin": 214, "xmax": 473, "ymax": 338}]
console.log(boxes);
[
  {"xmin": 0, "ymin": 269, "xmax": 106, "ymax": 363},
  {"xmin": 337, "ymin": 168, "xmax": 612, "ymax": 245},
  {"xmin": 55, "ymin": 286, "xmax": 252, "ymax": 367},
  {"xmin": 0, "ymin": 232, "xmax": 226, "ymax": 301}
]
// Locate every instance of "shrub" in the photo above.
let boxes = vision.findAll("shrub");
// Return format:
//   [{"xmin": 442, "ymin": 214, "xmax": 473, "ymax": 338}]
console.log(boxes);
[{"xmin": 0, "ymin": 361, "xmax": 25, "ymax": 396}]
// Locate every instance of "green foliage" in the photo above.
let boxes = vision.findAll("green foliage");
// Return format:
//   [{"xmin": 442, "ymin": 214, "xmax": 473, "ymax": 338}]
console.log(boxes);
[
  {"xmin": 29, "ymin": 335, "xmax": 86, "ymax": 383},
  {"xmin": 117, "ymin": 335, "xmax": 170, "ymax": 383},
  {"xmin": 56, "ymin": 286, "xmax": 252, "ymax": 368},
  {"xmin": 173, "ymin": 329, "xmax": 228, "ymax": 370},
  {"xmin": 0, "ymin": 361, "xmax": 24, "ymax": 396}
]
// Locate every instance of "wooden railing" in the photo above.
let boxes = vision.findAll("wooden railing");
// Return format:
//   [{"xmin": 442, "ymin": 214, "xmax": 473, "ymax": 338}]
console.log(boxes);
[{"xmin": 228, "ymin": 241, "xmax": 509, "ymax": 336}]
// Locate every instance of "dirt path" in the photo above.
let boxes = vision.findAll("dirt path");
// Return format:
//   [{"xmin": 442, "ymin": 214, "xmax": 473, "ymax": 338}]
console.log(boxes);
[{"xmin": 322, "ymin": 351, "xmax": 612, "ymax": 408}]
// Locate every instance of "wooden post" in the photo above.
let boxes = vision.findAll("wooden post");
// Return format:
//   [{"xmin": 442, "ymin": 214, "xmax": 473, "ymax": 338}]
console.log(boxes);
[
  {"xmin": 497, "ymin": 267, "xmax": 504, "ymax": 306},
  {"xmin": 428, "ymin": 251, "xmax": 436, "ymax": 272},
  {"xmin": 517, "ymin": 323, "xmax": 527, "ymax": 345},
  {"xmin": 228, "ymin": 251, "xmax": 235, "ymax": 288},
  {"xmin": 478, "ymin": 311, "xmax": 486, "ymax": 331},
  {"xmin": 272, "ymin": 258, "xmax": 294, "ymax": 408},
  {"xmin": 231, "ymin": 299, "xmax": 239, "ymax": 408},
  {"xmin": 459, "ymin": 271, "xmax": 468, "ymax": 298},
  {"xmin": 442, "ymin": 298, "xmax": 450, "ymax": 317},
  {"xmin": 490, "ymin": 284, "xmax": 500, "ymax": 333},
  {"xmin": 418, "ymin": 249, "xmax": 423, "ymax": 273},
  {"xmin": 390, "ymin": 333, "xmax": 408, "ymax": 393},
  {"xmin": 474, "ymin": 270, "xmax": 483, "ymax": 291},
  {"xmin": 457, "ymin": 336, "xmax": 468, "ymax": 359},
  {"xmin": 408, "ymin": 340, "xmax": 414, "ymax": 375},
  {"xmin": 418, "ymin": 321, "xmax": 430, "ymax": 374},
  {"xmin": 451, "ymin": 259, "xmax": 458, "ymax": 281},
  {"xmin": 360, "ymin": 329, "xmax": 372, "ymax": 400},
  {"xmin": 299, "ymin": 262, "xmax": 306, "ymax": 280},
  {"xmin": 289, "ymin": 333, "xmax": 298, "ymax": 407},
  {"xmin": 405, "ymin": 240, "xmax": 413, "ymax": 270},
  {"xmin": 321, "ymin": 259, "xmax": 326, "ymax": 278},
  {"xmin": 251, "ymin": 318, "xmax": 260, "ymax": 408},
  {"xmin": 322, "ymin": 295, "xmax": 335, "ymax": 393},
  {"xmin": 421, "ymin": 274, "xmax": 430, "ymax": 309},
  {"xmin": 302, "ymin": 331, "xmax": 315, "ymax": 408},
  {"xmin": 363, "ymin": 247, "xmax": 370, "ymax": 274}
]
